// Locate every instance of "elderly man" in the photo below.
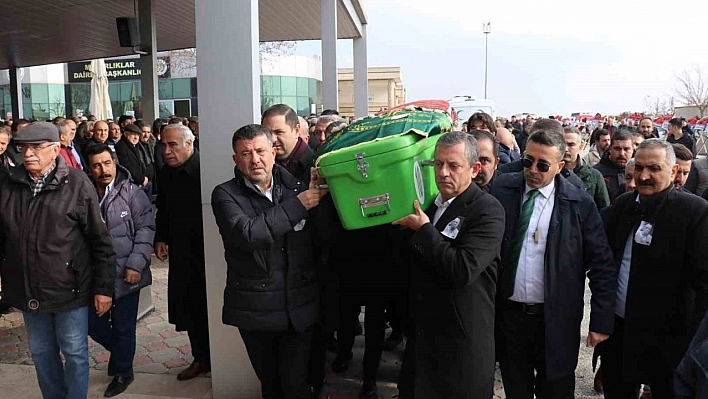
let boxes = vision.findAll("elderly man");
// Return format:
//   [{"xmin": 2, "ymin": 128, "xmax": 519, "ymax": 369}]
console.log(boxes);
[
  {"xmin": 625, "ymin": 158, "xmax": 637, "ymax": 192},
  {"xmin": 313, "ymin": 115, "xmax": 340, "ymax": 148},
  {"xmin": 114, "ymin": 124, "xmax": 149, "ymax": 190},
  {"xmin": 86, "ymin": 144, "xmax": 155, "ymax": 397},
  {"xmin": 84, "ymin": 120, "xmax": 111, "ymax": 156},
  {"xmin": 297, "ymin": 116, "xmax": 310, "ymax": 144},
  {"xmin": 0, "ymin": 122, "xmax": 115, "ymax": 399},
  {"xmin": 154, "ymin": 123, "xmax": 210, "ymax": 381},
  {"xmin": 600, "ymin": 139, "xmax": 708, "ymax": 399},
  {"xmin": 212, "ymin": 124, "xmax": 326, "ymax": 399},
  {"xmin": 262, "ymin": 104, "xmax": 316, "ymax": 186},
  {"xmin": 108, "ymin": 122, "xmax": 122, "ymax": 145},
  {"xmin": 57, "ymin": 119, "xmax": 84, "ymax": 171},
  {"xmin": 563, "ymin": 126, "xmax": 610, "ymax": 209},
  {"xmin": 594, "ymin": 130, "xmax": 634, "ymax": 203},
  {"xmin": 490, "ymin": 120, "xmax": 617, "ymax": 399},
  {"xmin": 394, "ymin": 132, "xmax": 505, "ymax": 398}
]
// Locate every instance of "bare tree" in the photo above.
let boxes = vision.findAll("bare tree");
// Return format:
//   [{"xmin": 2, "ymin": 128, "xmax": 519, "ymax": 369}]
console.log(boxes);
[
  {"xmin": 675, "ymin": 65, "xmax": 708, "ymax": 118},
  {"xmin": 167, "ymin": 42, "xmax": 297, "ymax": 77}
]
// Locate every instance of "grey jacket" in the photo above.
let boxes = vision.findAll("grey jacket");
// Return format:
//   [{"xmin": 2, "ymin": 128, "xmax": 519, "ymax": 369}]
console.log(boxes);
[{"xmin": 100, "ymin": 165, "xmax": 155, "ymax": 299}]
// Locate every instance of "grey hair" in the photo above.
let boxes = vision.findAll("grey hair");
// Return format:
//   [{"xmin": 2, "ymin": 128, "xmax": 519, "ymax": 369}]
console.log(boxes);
[
  {"xmin": 435, "ymin": 131, "xmax": 479, "ymax": 166},
  {"xmin": 56, "ymin": 120, "xmax": 72, "ymax": 135},
  {"xmin": 317, "ymin": 115, "xmax": 343, "ymax": 125},
  {"xmin": 626, "ymin": 158, "xmax": 635, "ymax": 169},
  {"xmin": 528, "ymin": 119, "xmax": 566, "ymax": 161},
  {"xmin": 163, "ymin": 123, "xmax": 195, "ymax": 146},
  {"xmin": 563, "ymin": 126, "xmax": 583, "ymax": 143},
  {"xmin": 637, "ymin": 138, "xmax": 675, "ymax": 170}
]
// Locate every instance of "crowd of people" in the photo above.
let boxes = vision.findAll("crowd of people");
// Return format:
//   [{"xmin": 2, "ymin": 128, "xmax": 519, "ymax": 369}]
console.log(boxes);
[{"xmin": 0, "ymin": 104, "xmax": 707, "ymax": 399}]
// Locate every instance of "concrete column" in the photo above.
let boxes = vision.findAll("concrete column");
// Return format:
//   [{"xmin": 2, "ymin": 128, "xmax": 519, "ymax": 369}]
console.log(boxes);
[
  {"xmin": 196, "ymin": 0, "xmax": 261, "ymax": 397},
  {"xmin": 387, "ymin": 79, "xmax": 396, "ymax": 109},
  {"xmin": 321, "ymin": 0, "xmax": 339, "ymax": 111},
  {"xmin": 353, "ymin": 24, "xmax": 368, "ymax": 118},
  {"xmin": 138, "ymin": 0, "xmax": 159, "ymax": 122},
  {"xmin": 9, "ymin": 67, "xmax": 23, "ymax": 120}
]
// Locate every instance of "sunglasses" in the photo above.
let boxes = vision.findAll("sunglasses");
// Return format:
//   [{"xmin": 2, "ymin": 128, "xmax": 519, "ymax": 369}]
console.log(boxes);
[{"xmin": 522, "ymin": 157, "xmax": 553, "ymax": 173}]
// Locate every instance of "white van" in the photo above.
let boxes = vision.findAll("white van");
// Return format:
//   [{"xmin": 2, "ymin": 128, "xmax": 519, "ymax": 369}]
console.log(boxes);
[{"xmin": 449, "ymin": 96, "xmax": 496, "ymax": 123}]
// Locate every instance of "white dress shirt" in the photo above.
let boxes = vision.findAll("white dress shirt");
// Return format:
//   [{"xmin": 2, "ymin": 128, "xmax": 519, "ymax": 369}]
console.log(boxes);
[
  {"xmin": 99, "ymin": 178, "xmax": 116, "ymax": 209},
  {"xmin": 432, "ymin": 194, "xmax": 457, "ymax": 226},
  {"xmin": 255, "ymin": 178, "xmax": 274, "ymax": 202},
  {"xmin": 615, "ymin": 196, "xmax": 641, "ymax": 318},
  {"xmin": 510, "ymin": 179, "xmax": 556, "ymax": 304}
]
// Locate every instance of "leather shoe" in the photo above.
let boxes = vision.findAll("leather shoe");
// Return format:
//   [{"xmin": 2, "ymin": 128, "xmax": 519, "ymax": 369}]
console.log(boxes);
[
  {"xmin": 331, "ymin": 356, "xmax": 351, "ymax": 373},
  {"xmin": 593, "ymin": 368, "xmax": 603, "ymax": 393},
  {"xmin": 177, "ymin": 360, "xmax": 211, "ymax": 381},
  {"xmin": 104, "ymin": 375, "xmax": 134, "ymax": 397},
  {"xmin": 359, "ymin": 379, "xmax": 377, "ymax": 398}
]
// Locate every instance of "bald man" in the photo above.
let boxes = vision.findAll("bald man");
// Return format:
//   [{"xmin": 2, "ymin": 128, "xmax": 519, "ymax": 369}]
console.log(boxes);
[
  {"xmin": 297, "ymin": 116, "xmax": 310, "ymax": 144},
  {"xmin": 495, "ymin": 127, "xmax": 521, "ymax": 164}
]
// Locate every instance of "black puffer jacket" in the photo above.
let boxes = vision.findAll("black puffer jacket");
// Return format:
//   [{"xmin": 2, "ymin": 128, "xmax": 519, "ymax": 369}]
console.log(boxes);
[
  {"xmin": 0, "ymin": 157, "xmax": 115, "ymax": 313},
  {"xmin": 101, "ymin": 165, "xmax": 155, "ymax": 299},
  {"xmin": 211, "ymin": 165, "xmax": 319, "ymax": 333}
]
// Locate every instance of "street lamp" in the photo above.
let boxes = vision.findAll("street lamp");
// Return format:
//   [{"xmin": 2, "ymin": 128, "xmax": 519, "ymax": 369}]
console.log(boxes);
[{"xmin": 483, "ymin": 22, "xmax": 491, "ymax": 99}]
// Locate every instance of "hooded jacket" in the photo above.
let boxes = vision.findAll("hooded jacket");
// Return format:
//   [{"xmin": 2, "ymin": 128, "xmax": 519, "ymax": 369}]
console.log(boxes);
[
  {"xmin": 593, "ymin": 153, "xmax": 626, "ymax": 203},
  {"xmin": 99, "ymin": 165, "xmax": 155, "ymax": 299},
  {"xmin": 0, "ymin": 156, "xmax": 115, "ymax": 313}
]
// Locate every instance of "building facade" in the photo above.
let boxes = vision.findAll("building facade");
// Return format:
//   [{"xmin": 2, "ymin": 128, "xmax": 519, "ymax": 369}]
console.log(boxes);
[
  {"xmin": 338, "ymin": 66, "xmax": 406, "ymax": 117},
  {"xmin": 0, "ymin": 51, "xmax": 323, "ymax": 121}
]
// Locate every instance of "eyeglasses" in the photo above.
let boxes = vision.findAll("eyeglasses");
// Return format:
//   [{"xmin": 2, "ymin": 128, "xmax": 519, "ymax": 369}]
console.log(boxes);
[
  {"xmin": 522, "ymin": 157, "xmax": 553, "ymax": 173},
  {"xmin": 17, "ymin": 143, "xmax": 56, "ymax": 153}
]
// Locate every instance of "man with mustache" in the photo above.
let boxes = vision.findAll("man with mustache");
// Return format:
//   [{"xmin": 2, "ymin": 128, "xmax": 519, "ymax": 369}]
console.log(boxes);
[
  {"xmin": 563, "ymin": 126, "xmax": 610, "ymax": 209},
  {"xmin": 599, "ymin": 139, "xmax": 708, "ymax": 398},
  {"xmin": 212, "ymin": 124, "xmax": 327, "ymax": 398},
  {"xmin": 594, "ymin": 130, "xmax": 634, "ymax": 203},
  {"xmin": 469, "ymin": 129, "xmax": 500, "ymax": 192},
  {"xmin": 0, "ymin": 122, "xmax": 115, "ymax": 399},
  {"xmin": 490, "ymin": 119, "xmax": 617, "ymax": 399},
  {"xmin": 154, "ymin": 123, "xmax": 211, "ymax": 381},
  {"xmin": 86, "ymin": 144, "xmax": 155, "ymax": 397},
  {"xmin": 262, "ymin": 104, "xmax": 316, "ymax": 186}
]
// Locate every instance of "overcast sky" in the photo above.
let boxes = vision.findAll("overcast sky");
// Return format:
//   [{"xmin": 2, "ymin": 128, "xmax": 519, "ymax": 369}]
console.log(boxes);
[{"xmin": 295, "ymin": 0, "xmax": 708, "ymax": 118}]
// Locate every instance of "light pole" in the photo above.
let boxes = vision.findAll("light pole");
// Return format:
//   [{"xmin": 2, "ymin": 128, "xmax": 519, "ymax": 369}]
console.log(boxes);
[{"xmin": 483, "ymin": 22, "xmax": 491, "ymax": 99}]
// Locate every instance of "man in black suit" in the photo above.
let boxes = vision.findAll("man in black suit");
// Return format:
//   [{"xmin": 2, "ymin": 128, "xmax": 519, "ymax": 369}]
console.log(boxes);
[
  {"xmin": 395, "ymin": 131, "xmax": 505, "ymax": 398},
  {"xmin": 600, "ymin": 139, "xmax": 708, "ymax": 399},
  {"xmin": 490, "ymin": 120, "xmax": 617, "ymax": 399}
]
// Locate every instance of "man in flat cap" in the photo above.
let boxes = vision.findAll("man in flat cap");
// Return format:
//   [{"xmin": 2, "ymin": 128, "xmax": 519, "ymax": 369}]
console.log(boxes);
[{"xmin": 0, "ymin": 122, "xmax": 116, "ymax": 399}]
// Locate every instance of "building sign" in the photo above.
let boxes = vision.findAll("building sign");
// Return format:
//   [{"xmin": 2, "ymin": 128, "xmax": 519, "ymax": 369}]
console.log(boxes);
[{"xmin": 68, "ymin": 57, "xmax": 170, "ymax": 83}]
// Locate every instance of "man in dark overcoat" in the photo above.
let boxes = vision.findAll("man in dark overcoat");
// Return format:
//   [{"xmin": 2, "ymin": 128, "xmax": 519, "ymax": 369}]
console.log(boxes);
[
  {"xmin": 154, "ymin": 123, "xmax": 210, "ymax": 381},
  {"xmin": 395, "ymin": 131, "xmax": 505, "ymax": 398},
  {"xmin": 600, "ymin": 139, "xmax": 708, "ymax": 399},
  {"xmin": 490, "ymin": 120, "xmax": 617, "ymax": 399}
]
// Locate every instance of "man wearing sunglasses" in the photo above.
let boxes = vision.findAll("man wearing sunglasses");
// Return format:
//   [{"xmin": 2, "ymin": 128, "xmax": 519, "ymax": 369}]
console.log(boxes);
[{"xmin": 490, "ymin": 120, "xmax": 617, "ymax": 399}]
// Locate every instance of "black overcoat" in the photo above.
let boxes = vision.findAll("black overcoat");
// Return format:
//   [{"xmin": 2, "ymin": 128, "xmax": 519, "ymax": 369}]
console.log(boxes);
[
  {"xmin": 406, "ymin": 183, "xmax": 505, "ymax": 398},
  {"xmin": 490, "ymin": 172, "xmax": 617, "ymax": 379},
  {"xmin": 154, "ymin": 150, "xmax": 206, "ymax": 331},
  {"xmin": 602, "ymin": 188, "xmax": 708, "ymax": 381}
]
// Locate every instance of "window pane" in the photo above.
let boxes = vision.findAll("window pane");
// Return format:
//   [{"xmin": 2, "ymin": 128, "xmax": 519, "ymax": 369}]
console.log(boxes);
[
  {"xmin": 261, "ymin": 76, "xmax": 280, "ymax": 97},
  {"xmin": 120, "ymin": 82, "xmax": 133, "ymax": 101},
  {"xmin": 48, "ymin": 84, "xmax": 64, "ymax": 104},
  {"xmin": 159, "ymin": 101, "xmax": 174, "ymax": 118},
  {"xmin": 172, "ymin": 78, "xmax": 191, "ymax": 98},
  {"xmin": 158, "ymin": 80, "xmax": 173, "ymax": 99},
  {"xmin": 71, "ymin": 84, "xmax": 92, "ymax": 104},
  {"xmin": 31, "ymin": 84, "xmax": 48, "ymax": 103},
  {"xmin": 281, "ymin": 77, "xmax": 297, "ymax": 97},
  {"xmin": 309, "ymin": 79, "xmax": 317, "ymax": 100},
  {"xmin": 49, "ymin": 103, "xmax": 65, "ymax": 119},
  {"xmin": 108, "ymin": 84, "xmax": 120, "ymax": 102},
  {"xmin": 281, "ymin": 96, "xmax": 298, "ymax": 111},
  {"xmin": 21, "ymin": 84, "xmax": 31, "ymax": 101},
  {"xmin": 296, "ymin": 77, "xmax": 309, "ymax": 97},
  {"xmin": 32, "ymin": 103, "xmax": 50, "ymax": 120},
  {"xmin": 296, "ymin": 97, "xmax": 310, "ymax": 116}
]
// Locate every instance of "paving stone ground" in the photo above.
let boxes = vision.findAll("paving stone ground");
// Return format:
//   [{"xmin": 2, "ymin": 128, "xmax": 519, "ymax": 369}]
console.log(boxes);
[{"xmin": 0, "ymin": 256, "xmax": 602, "ymax": 398}]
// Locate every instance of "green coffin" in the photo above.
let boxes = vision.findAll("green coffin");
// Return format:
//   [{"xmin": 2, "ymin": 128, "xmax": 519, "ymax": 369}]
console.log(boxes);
[{"xmin": 316, "ymin": 133, "xmax": 445, "ymax": 230}]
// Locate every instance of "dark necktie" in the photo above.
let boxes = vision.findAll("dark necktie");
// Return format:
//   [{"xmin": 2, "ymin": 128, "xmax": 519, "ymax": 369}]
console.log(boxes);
[{"xmin": 500, "ymin": 189, "xmax": 540, "ymax": 299}]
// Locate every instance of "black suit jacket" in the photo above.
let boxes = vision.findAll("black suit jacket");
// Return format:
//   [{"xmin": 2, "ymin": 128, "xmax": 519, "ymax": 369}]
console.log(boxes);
[
  {"xmin": 114, "ymin": 138, "xmax": 147, "ymax": 185},
  {"xmin": 407, "ymin": 183, "xmax": 505, "ymax": 398},
  {"xmin": 490, "ymin": 172, "xmax": 617, "ymax": 379}
]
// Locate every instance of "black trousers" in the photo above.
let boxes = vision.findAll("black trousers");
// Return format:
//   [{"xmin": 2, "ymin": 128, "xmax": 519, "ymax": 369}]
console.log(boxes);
[
  {"xmin": 601, "ymin": 315, "xmax": 673, "ymax": 399},
  {"xmin": 241, "ymin": 327, "xmax": 314, "ymax": 399},
  {"xmin": 337, "ymin": 301, "xmax": 386, "ymax": 380},
  {"xmin": 497, "ymin": 303, "xmax": 575, "ymax": 399},
  {"xmin": 187, "ymin": 322, "xmax": 211, "ymax": 366}
]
